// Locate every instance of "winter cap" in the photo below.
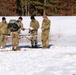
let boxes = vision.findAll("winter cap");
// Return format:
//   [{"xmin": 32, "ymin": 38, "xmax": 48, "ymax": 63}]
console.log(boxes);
[
  {"xmin": 18, "ymin": 16, "xmax": 23, "ymax": 20},
  {"xmin": 30, "ymin": 15, "xmax": 35, "ymax": 19},
  {"xmin": 2, "ymin": 17, "xmax": 6, "ymax": 20}
]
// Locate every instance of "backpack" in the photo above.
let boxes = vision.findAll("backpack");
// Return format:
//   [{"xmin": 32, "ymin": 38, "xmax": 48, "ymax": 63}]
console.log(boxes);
[{"xmin": 7, "ymin": 20, "xmax": 20, "ymax": 32}]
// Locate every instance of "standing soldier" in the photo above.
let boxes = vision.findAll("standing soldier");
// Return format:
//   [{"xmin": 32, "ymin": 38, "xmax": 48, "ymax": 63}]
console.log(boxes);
[
  {"xmin": 12, "ymin": 16, "xmax": 25, "ymax": 51},
  {"xmin": 0, "ymin": 17, "xmax": 10, "ymax": 49},
  {"xmin": 41, "ymin": 14, "xmax": 51, "ymax": 48},
  {"xmin": 29, "ymin": 15, "xmax": 39, "ymax": 48}
]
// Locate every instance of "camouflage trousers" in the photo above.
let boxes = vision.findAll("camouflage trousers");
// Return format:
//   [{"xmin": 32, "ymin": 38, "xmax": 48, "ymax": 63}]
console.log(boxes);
[
  {"xmin": 0, "ymin": 34, "xmax": 7, "ymax": 48},
  {"xmin": 30, "ymin": 32, "xmax": 38, "ymax": 47},
  {"xmin": 41, "ymin": 30, "xmax": 49, "ymax": 48},
  {"xmin": 12, "ymin": 32, "xmax": 20, "ymax": 49}
]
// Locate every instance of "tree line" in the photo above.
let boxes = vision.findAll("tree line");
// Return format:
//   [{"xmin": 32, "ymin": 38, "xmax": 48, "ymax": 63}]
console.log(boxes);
[{"xmin": 0, "ymin": 0, "xmax": 76, "ymax": 16}]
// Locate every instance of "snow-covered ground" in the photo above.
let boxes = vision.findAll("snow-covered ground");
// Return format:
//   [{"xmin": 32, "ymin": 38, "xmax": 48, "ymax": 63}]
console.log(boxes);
[
  {"xmin": 0, "ymin": 47, "xmax": 76, "ymax": 75},
  {"xmin": 0, "ymin": 16, "xmax": 76, "ymax": 75}
]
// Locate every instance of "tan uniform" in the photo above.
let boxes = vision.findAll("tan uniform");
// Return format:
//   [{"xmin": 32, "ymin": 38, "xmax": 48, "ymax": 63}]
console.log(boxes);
[
  {"xmin": 30, "ymin": 19, "xmax": 39, "ymax": 47},
  {"xmin": 41, "ymin": 18, "xmax": 50, "ymax": 48},
  {"xmin": 0, "ymin": 22, "xmax": 10, "ymax": 48},
  {"xmin": 12, "ymin": 21, "xmax": 24, "ymax": 50}
]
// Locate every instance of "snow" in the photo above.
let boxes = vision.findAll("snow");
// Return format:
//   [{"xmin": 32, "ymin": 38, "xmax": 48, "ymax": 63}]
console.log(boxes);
[
  {"xmin": 0, "ymin": 47, "xmax": 76, "ymax": 75},
  {"xmin": 0, "ymin": 16, "xmax": 76, "ymax": 75}
]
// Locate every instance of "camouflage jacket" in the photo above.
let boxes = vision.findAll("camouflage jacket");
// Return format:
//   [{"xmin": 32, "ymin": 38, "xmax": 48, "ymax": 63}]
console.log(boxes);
[
  {"xmin": 16, "ymin": 21, "xmax": 24, "ymax": 33},
  {"xmin": 41, "ymin": 18, "xmax": 50, "ymax": 31},
  {"xmin": 30, "ymin": 19, "xmax": 39, "ymax": 33},
  {"xmin": 0, "ymin": 22, "xmax": 10, "ymax": 35}
]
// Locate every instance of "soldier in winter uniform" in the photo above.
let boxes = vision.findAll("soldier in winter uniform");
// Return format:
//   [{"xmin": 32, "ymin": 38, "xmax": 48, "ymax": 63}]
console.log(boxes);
[
  {"xmin": 12, "ymin": 17, "xmax": 25, "ymax": 51},
  {"xmin": 0, "ymin": 17, "xmax": 10, "ymax": 49},
  {"xmin": 30, "ymin": 15, "xmax": 39, "ymax": 48},
  {"xmin": 41, "ymin": 14, "xmax": 51, "ymax": 48}
]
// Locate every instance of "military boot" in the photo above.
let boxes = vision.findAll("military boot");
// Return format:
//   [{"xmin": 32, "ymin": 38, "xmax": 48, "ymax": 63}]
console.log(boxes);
[
  {"xmin": 34, "ymin": 40, "xmax": 38, "ymax": 48},
  {"xmin": 16, "ymin": 47, "xmax": 20, "ymax": 51},
  {"xmin": 12, "ymin": 46, "xmax": 16, "ymax": 51},
  {"xmin": 31, "ymin": 40, "xmax": 34, "ymax": 48}
]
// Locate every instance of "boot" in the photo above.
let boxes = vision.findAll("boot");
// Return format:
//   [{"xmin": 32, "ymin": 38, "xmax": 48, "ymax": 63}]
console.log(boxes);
[
  {"xmin": 16, "ymin": 47, "xmax": 20, "ymax": 51},
  {"xmin": 34, "ymin": 40, "xmax": 38, "ymax": 48},
  {"xmin": 12, "ymin": 46, "xmax": 16, "ymax": 51},
  {"xmin": 31, "ymin": 40, "xmax": 34, "ymax": 48}
]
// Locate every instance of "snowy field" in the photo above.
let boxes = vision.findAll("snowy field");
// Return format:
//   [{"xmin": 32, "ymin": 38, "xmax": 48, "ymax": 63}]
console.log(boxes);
[
  {"xmin": 0, "ymin": 46, "xmax": 76, "ymax": 75},
  {"xmin": 0, "ymin": 16, "xmax": 76, "ymax": 75}
]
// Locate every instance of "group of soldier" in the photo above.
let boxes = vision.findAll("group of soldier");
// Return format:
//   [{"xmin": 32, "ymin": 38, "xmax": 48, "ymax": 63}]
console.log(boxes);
[{"xmin": 0, "ymin": 14, "xmax": 51, "ymax": 51}]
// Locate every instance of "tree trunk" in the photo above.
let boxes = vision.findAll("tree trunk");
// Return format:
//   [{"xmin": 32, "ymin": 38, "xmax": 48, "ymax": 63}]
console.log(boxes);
[{"xmin": 44, "ymin": 0, "xmax": 46, "ymax": 14}]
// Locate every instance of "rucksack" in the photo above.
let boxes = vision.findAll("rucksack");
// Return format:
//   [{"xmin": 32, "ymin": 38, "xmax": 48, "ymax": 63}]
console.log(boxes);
[{"xmin": 7, "ymin": 20, "xmax": 20, "ymax": 32}]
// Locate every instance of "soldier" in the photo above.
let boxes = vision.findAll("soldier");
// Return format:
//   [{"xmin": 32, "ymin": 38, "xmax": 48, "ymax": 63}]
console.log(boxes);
[
  {"xmin": 0, "ymin": 17, "xmax": 10, "ymax": 49},
  {"xmin": 29, "ymin": 15, "xmax": 39, "ymax": 48},
  {"xmin": 12, "ymin": 16, "xmax": 25, "ymax": 51},
  {"xmin": 41, "ymin": 14, "xmax": 51, "ymax": 48}
]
